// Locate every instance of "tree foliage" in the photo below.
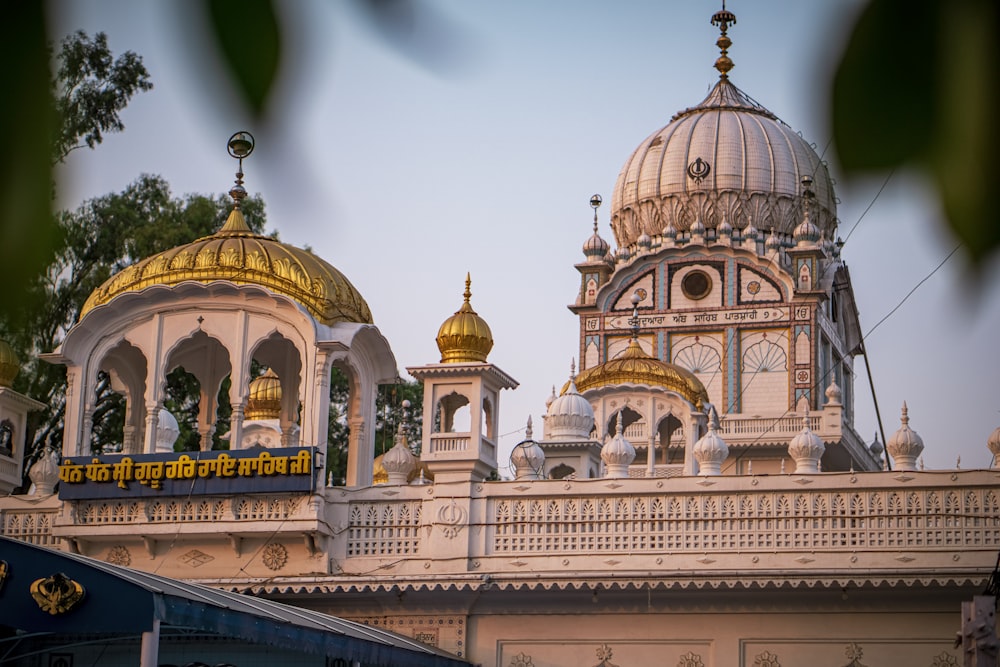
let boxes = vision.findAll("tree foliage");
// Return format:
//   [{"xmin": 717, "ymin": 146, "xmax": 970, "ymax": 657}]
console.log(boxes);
[
  {"xmin": 52, "ymin": 31, "xmax": 153, "ymax": 164},
  {"xmin": 325, "ymin": 368, "xmax": 423, "ymax": 484},
  {"xmin": 1, "ymin": 175, "xmax": 267, "ymax": 476}
]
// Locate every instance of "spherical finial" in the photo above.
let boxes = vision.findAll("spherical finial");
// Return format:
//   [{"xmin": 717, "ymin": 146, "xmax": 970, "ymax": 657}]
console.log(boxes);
[
  {"xmin": 401, "ymin": 399, "xmax": 411, "ymax": 410},
  {"xmin": 590, "ymin": 194, "xmax": 603, "ymax": 210}
]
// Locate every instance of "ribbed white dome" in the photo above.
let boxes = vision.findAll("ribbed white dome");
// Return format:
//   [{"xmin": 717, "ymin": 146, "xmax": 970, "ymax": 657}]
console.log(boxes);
[
  {"xmin": 601, "ymin": 420, "xmax": 635, "ymax": 478},
  {"xmin": 788, "ymin": 414, "xmax": 824, "ymax": 474},
  {"xmin": 546, "ymin": 366, "xmax": 595, "ymax": 441},
  {"xmin": 887, "ymin": 402, "xmax": 924, "ymax": 472},
  {"xmin": 155, "ymin": 408, "xmax": 180, "ymax": 453},
  {"xmin": 611, "ymin": 78, "xmax": 836, "ymax": 248},
  {"xmin": 511, "ymin": 417, "xmax": 545, "ymax": 480},
  {"xmin": 693, "ymin": 417, "xmax": 728, "ymax": 476}
]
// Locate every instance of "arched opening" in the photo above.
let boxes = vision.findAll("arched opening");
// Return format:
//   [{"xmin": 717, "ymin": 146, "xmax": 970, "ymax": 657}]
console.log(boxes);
[
  {"xmin": 164, "ymin": 331, "xmax": 233, "ymax": 451},
  {"xmin": 657, "ymin": 413, "xmax": 684, "ymax": 464},
  {"xmin": 549, "ymin": 463, "xmax": 575, "ymax": 480},
  {"xmin": 605, "ymin": 406, "xmax": 642, "ymax": 438},
  {"xmin": 435, "ymin": 391, "xmax": 471, "ymax": 433},
  {"xmin": 245, "ymin": 333, "xmax": 304, "ymax": 450},
  {"xmin": 93, "ymin": 340, "xmax": 147, "ymax": 455},
  {"xmin": 481, "ymin": 397, "xmax": 494, "ymax": 440}
]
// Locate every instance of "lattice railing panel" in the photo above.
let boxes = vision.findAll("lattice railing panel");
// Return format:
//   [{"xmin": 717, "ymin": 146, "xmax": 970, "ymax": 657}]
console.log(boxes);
[
  {"xmin": 490, "ymin": 488, "xmax": 1000, "ymax": 554},
  {"xmin": 346, "ymin": 501, "xmax": 422, "ymax": 557}
]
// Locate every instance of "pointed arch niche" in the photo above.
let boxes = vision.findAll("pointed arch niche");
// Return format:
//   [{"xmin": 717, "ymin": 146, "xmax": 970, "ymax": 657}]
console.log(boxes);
[
  {"xmin": 245, "ymin": 332, "xmax": 303, "ymax": 449},
  {"xmin": 164, "ymin": 331, "xmax": 232, "ymax": 452},
  {"xmin": 94, "ymin": 340, "xmax": 147, "ymax": 455}
]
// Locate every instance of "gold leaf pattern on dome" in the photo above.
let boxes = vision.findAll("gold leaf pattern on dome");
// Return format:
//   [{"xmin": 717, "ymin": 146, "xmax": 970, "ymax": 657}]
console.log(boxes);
[
  {"xmin": 79, "ymin": 214, "xmax": 373, "ymax": 326},
  {"xmin": 246, "ymin": 368, "xmax": 282, "ymax": 420},
  {"xmin": 571, "ymin": 339, "xmax": 708, "ymax": 409}
]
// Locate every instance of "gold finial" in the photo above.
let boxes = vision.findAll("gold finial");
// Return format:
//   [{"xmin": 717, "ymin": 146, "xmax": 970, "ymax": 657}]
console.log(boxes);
[
  {"xmin": 710, "ymin": 2, "xmax": 737, "ymax": 79},
  {"xmin": 463, "ymin": 272, "xmax": 472, "ymax": 306},
  {"xmin": 227, "ymin": 131, "xmax": 255, "ymax": 209}
]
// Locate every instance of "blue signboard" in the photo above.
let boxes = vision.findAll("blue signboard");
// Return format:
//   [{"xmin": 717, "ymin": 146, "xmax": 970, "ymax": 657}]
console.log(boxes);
[{"xmin": 57, "ymin": 447, "xmax": 318, "ymax": 499}]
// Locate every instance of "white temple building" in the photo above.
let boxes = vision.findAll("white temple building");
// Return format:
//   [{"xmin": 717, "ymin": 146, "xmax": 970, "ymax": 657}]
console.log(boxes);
[{"xmin": 1, "ymin": 7, "xmax": 998, "ymax": 667}]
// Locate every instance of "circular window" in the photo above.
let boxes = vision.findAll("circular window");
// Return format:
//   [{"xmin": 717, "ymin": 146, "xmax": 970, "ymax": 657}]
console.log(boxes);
[{"xmin": 681, "ymin": 270, "xmax": 712, "ymax": 300}]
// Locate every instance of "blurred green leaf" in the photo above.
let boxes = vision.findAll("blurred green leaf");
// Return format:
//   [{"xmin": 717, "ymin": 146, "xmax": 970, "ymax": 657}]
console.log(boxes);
[
  {"xmin": 0, "ymin": 4, "xmax": 59, "ymax": 322},
  {"xmin": 833, "ymin": 0, "xmax": 1000, "ymax": 264},
  {"xmin": 206, "ymin": 0, "xmax": 282, "ymax": 117}
]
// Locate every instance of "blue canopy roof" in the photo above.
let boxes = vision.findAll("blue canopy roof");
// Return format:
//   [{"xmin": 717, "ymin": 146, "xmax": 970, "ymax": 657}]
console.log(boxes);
[{"xmin": 0, "ymin": 537, "xmax": 469, "ymax": 667}]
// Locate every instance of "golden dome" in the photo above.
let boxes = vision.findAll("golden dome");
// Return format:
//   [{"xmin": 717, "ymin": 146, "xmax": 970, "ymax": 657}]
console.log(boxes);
[
  {"xmin": 435, "ymin": 274, "xmax": 493, "ymax": 364},
  {"xmin": 79, "ymin": 208, "xmax": 373, "ymax": 325},
  {"xmin": 245, "ymin": 368, "xmax": 282, "ymax": 420},
  {"xmin": 0, "ymin": 339, "xmax": 19, "ymax": 387},
  {"xmin": 571, "ymin": 339, "xmax": 709, "ymax": 409}
]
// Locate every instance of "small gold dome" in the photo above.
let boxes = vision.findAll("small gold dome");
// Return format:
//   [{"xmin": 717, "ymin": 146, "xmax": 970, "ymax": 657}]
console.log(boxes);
[
  {"xmin": 0, "ymin": 340, "xmax": 20, "ymax": 387},
  {"xmin": 571, "ymin": 339, "xmax": 709, "ymax": 409},
  {"xmin": 245, "ymin": 368, "xmax": 282, "ymax": 420},
  {"xmin": 79, "ymin": 208, "xmax": 373, "ymax": 326},
  {"xmin": 435, "ymin": 274, "xmax": 493, "ymax": 364}
]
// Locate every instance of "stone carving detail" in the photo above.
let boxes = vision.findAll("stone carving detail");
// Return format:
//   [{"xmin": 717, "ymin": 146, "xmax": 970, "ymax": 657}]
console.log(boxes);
[
  {"xmin": 106, "ymin": 545, "xmax": 131, "ymax": 566},
  {"xmin": 437, "ymin": 500, "xmax": 468, "ymax": 539},
  {"xmin": 593, "ymin": 644, "xmax": 618, "ymax": 667},
  {"xmin": 509, "ymin": 653, "xmax": 534, "ymax": 667},
  {"xmin": 490, "ymin": 489, "xmax": 1000, "ymax": 554},
  {"xmin": 677, "ymin": 651, "xmax": 704, "ymax": 667},
  {"xmin": 178, "ymin": 549, "xmax": 214, "ymax": 567},
  {"xmin": 347, "ymin": 501, "xmax": 422, "ymax": 556},
  {"xmin": 842, "ymin": 643, "xmax": 868, "ymax": 667},
  {"xmin": 262, "ymin": 542, "xmax": 288, "ymax": 571},
  {"xmin": 930, "ymin": 653, "xmax": 958, "ymax": 667},
  {"xmin": 754, "ymin": 650, "xmax": 781, "ymax": 667}
]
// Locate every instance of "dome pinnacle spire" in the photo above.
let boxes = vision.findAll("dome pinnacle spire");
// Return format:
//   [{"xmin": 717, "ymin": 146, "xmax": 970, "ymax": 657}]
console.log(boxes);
[
  {"xmin": 221, "ymin": 131, "xmax": 255, "ymax": 234},
  {"xmin": 710, "ymin": 2, "xmax": 737, "ymax": 79}
]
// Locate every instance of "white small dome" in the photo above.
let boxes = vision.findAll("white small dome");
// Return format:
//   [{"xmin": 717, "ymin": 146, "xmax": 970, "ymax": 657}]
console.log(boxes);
[
  {"xmin": 583, "ymin": 227, "xmax": 611, "ymax": 260},
  {"xmin": 887, "ymin": 402, "xmax": 924, "ymax": 471},
  {"xmin": 693, "ymin": 413, "xmax": 728, "ymax": 476},
  {"xmin": 382, "ymin": 424, "xmax": 417, "ymax": 485},
  {"xmin": 663, "ymin": 221, "xmax": 679, "ymax": 239},
  {"xmin": 765, "ymin": 228, "xmax": 782, "ymax": 250},
  {"xmin": 546, "ymin": 363, "xmax": 595, "ymax": 441},
  {"xmin": 155, "ymin": 408, "xmax": 180, "ymax": 453},
  {"xmin": 788, "ymin": 413, "xmax": 824, "ymax": 474},
  {"xmin": 29, "ymin": 449, "xmax": 60, "ymax": 496},
  {"xmin": 601, "ymin": 419, "xmax": 635, "ymax": 478},
  {"xmin": 637, "ymin": 232, "xmax": 652, "ymax": 250},
  {"xmin": 511, "ymin": 416, "xmax": 545, "ymax": 480}
]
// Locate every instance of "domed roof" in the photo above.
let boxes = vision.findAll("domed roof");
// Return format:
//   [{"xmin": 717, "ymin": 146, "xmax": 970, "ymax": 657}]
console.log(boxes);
[
  {"xmin": 546, "ymin": 362, "xmax": 595, "ymax": 441},
  {"xmin": 572, "ymin": 339, "xmax": 709, "ymax": 409},
  {"xmin": 0, "ymin": 339, "xmax": 19, "ymax": 387},
  {"xmin": 436, "ymin": 274, "xmax": 494, "ymax": 364},
  {"xmin": 609, "ymin": 13, "xmax": 836, "ymax": 248},
  {"xmin": 80, "ymin": 207, "xmax": 373, "ymax": 326},
  {"xmin": 246, "ymin": 368, "xmax": 282, "ymax": 420}
]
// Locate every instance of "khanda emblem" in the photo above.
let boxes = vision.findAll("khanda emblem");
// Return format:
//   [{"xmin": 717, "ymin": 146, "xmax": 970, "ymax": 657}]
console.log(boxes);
[
  {"xmin": 30, "ymin": 572, "xmax": 86, "ymax": 615},
  {"xmin": 687, "ymin": 157, "xmax": 711, "ymax": 183}
]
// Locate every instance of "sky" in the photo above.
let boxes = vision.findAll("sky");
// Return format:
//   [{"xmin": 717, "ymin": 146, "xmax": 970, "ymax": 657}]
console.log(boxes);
[{"xmin": 50, "ymin": 0, "xmax": 1000, "ymax": 473}]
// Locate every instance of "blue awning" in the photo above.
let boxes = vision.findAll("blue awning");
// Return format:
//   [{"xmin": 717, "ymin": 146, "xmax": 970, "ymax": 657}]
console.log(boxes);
[{"xmin": 0, "ymin": 536, "xmax": 469, "ymax": 667}]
